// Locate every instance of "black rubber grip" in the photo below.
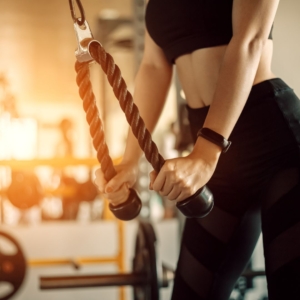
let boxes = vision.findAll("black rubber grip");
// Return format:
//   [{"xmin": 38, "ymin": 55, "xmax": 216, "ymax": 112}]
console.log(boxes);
[
  {"xmin": 109, "ymin": 188, "xmax": 142, "ymax": 221},
  {"xmin": 176, "ymin": 185, "xmax": 214, "ymax": 218}
]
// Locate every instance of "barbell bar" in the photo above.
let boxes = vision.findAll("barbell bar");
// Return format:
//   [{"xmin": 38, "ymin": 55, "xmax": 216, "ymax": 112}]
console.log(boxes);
[{"xmin": 39, "ymin": 221, "xmax": 175, "ymax": 300}]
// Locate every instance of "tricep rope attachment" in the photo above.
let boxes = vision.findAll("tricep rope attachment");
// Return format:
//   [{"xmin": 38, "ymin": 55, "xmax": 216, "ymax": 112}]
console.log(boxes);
[{"xmin": 71, "ymin": 5, "xmax": 214, "ymax": 220}]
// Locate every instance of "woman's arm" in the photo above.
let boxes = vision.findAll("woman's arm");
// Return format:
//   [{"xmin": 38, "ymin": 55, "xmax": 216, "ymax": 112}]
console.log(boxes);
[
  {"xmin": 151, "ymin": 0, "xmax": 280, "ymax": 202},
  {"xmin": 194, "ymin": 0, "xmax": 280, "ymax": 153}
]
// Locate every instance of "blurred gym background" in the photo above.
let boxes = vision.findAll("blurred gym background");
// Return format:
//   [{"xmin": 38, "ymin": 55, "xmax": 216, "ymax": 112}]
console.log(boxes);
[{"xmin": 0, "ymin": 0, "xmax": 299, "ymax": 299}]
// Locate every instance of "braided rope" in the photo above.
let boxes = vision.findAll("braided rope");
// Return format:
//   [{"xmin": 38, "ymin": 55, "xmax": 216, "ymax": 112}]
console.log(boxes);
[
  {"xmin": 75, "ymin": 60, "xmax": 116, "ymax": 181},
  {"xmin": 88, "ymin": 41, "xmax": 165, "ymax": 173}
]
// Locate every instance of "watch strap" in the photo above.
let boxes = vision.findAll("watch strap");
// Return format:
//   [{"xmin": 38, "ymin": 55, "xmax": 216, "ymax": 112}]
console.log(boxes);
[{"xmin": 197, "ymin": 127, "xmax": 231, "ymax": 153}]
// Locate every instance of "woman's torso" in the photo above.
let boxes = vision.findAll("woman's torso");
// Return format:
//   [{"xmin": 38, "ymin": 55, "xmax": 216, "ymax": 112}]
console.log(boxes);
[
  {"xmin": 175, "ymin": 42, "xmax": 276, "ymax": 108},
  {"xmin": 145, "ymin": 0, "xmax": 277, "ymax": 108}
]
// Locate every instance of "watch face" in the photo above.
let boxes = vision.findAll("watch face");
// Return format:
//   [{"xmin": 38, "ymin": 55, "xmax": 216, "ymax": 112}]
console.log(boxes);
[{"xmin": 223, "ymin": 141, "xmax": 232, "ymax": 153}]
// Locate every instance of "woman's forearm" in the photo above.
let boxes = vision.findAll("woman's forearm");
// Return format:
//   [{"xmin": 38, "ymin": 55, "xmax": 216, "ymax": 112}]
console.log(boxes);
[
  {"xmin": 122, "ymin": 62, "xmax": 173, "ymax": 164},
  {"xmin": 193, "ymin": 36, "xmax": 267, "ymax": 155},
  {"xmin": 205, "ymin": 37, "xmax": 265, "ymax": 138}
]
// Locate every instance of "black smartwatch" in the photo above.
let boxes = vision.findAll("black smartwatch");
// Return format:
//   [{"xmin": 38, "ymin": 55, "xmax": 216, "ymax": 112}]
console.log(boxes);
[{"xmin": 197, "ymin": 127, "xmax": 231, "ymax": 153}]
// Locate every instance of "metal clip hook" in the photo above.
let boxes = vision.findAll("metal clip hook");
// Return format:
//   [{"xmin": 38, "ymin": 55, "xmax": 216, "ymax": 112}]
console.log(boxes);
[
  {"xmin": 73, "ymin": 20, "xmax": 101, "ymax": 63},
  {"xmin": 69, "ymin": 0, "xmax": 86, "ymax": 26}
]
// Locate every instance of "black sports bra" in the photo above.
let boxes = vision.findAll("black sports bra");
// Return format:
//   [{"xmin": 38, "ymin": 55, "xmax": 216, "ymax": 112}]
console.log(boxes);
[{"xmin": 145, "ymin": 0, "xmax": 273, "ymax": 63}]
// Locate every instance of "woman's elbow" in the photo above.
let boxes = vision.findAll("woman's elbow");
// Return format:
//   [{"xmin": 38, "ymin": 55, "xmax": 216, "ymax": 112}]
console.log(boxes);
[
  {"xmin": 232, "ymin": 34, "xmax": 268, "ymax": 56},
  {"xmin": 247, "ymin": 35, "xmax": 267, "ymax": 54}
]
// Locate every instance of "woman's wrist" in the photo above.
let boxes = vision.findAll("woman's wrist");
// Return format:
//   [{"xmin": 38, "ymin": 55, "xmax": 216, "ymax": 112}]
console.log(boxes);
[
  {"xmin": 122, "ymin": 145, "xmax": 143, "ymax": 166},
  {"xmin": 121, "ymin": 156, "xmax": 141, "ymax": 167},
  {"xmin": 190, "ymin": 135, "xmax": 222, "ymax": 165}
]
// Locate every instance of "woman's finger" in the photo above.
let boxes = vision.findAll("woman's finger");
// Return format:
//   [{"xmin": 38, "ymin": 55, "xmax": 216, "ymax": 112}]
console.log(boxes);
[
  {"xmin": 152, "ymin": 165, "xmax": 170, "ymax": 192},
  {"xmin": 159, "ymin": 185, "xmax": 180, "ymax": 199},
  {"xmin": 149, "ymin": 170, "xmax": 158, "ymax": 190},
  {"xmin": 166, "ymin": 188, "xmax": 182, "ymax": 201},
  {"xmin": 94, "ymin": 168, "xmax": 107, "ymax": 193},
  {"xmin": 103, "ymin": 183, "xmax": 130, "ymax": 206}
]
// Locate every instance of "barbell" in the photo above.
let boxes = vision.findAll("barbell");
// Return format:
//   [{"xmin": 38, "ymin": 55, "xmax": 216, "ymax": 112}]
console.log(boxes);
[
  {"xmin": 40, "ymin": 221, "xmax": 174, "ymax": 300},
  {"xmin": 0, "ymin": 222, "xmax": 174, "ymax": 300},
  {"xmin": 0, "ymin": 225, "xmax": 267, "ymax": 300}
]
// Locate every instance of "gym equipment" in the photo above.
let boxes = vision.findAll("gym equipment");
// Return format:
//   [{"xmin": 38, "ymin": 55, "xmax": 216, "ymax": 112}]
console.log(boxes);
[
  {"xmin": 0, "ymin": 231, "xmax": 26, "ymax": 300},
  {"xmin": 0, "ymin": 226, "xmax": 266, "ymax": 300},
  {"xmin": 78, "ymin": 177, "xmax": 99, "ymax": 202},
  {"xmin": 6, "ymin": 171, "xmax": 43, "ymax": 210},
  {"xmin": 70, "ymin": 0, "xmax": 214, "ymax": 220},
  {"xmin": 57, "ymin": 175, "xmax": 80, "ymax": 202},
  {"xmin": 58, "ymin": 175, "xmax": 99, "ymax": 220},
  {"xmin": 40, "ymin": 221, "xmax": 174, "ymax": 300},
  {"xmin": 3, "ymin": 170, "xmax": 99, "ymax": 212}
]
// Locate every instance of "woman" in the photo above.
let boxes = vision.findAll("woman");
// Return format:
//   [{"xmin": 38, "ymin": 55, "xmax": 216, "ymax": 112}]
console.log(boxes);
[{"xmin": 95, "ymin": 0, "xmax": 300, "ymax": 298}]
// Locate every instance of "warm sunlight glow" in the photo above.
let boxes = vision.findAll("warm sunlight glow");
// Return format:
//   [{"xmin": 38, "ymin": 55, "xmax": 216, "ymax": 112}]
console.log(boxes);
[{"xmin": 0, "ymin": 115, "xmax": 37, "ymax": 160}]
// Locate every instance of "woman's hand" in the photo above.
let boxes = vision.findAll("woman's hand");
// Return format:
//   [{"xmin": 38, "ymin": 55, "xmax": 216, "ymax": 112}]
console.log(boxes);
[
  {"xmin": 94, "ymin": 160, "xmax": 139, "ymax": 206},
  {"xmin": 150, "ymin": 136, "xmax": 221, "ymax": 202}
]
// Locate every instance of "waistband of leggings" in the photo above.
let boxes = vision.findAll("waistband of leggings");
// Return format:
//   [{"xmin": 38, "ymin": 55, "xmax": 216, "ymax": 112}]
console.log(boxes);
[
  {"xmin": 186, "ymin": 78, "xmax": 292, "ymax": 123},
  {"xmin": 247, "ymin": 77, "xmax": 291, "ymax": 102}
]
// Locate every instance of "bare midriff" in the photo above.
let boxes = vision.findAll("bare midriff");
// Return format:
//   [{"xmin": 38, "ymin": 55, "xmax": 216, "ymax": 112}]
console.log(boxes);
[{"xmin": 175, "ymin": 40, "xmax": 277, "ymax": 108}]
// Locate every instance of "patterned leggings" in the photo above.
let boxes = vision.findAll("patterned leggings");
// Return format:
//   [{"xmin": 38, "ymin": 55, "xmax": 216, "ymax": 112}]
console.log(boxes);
[{"xmin": 171, "ymin": 78, "xmax": 300, "ymax": 300}]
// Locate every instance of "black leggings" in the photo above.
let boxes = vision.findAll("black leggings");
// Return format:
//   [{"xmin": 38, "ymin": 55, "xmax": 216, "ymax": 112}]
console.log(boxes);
[{"xmin": 171, "ymin": 78, "xmax": 300, "ymax": 300}]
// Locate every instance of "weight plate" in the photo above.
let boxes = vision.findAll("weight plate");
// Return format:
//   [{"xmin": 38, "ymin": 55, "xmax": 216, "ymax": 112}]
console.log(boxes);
[
  {"xmin": 0, "ymin": 231, "xmax": 26, "ymax": 300},
  {"xmin": 133, "ymin": 221, "xmax": 159, "ymax": 300},
  {"xmin": 7, "ymin": 171, "xmax": 43, "ymax": 209}
]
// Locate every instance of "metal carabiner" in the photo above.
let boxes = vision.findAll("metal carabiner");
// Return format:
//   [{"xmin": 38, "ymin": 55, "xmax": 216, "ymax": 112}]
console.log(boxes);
[
  {"xmin": 73, "ymin": 20, "xmax": 101, "ymax": 63},
  {"xmin": 70, "ymin": 0, "xmax": 101, "ymax": 62},
  {"xmin": 69, "ymin": 0, "xmax": 86, "ymax": 26}
]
